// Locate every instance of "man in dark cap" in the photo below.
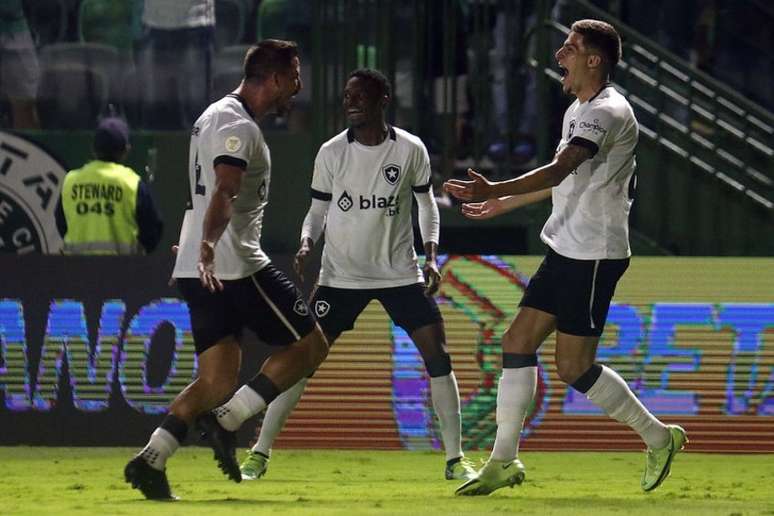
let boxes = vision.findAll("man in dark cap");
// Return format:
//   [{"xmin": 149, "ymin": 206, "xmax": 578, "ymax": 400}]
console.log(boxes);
[{"xmin": 56, "ymin": 117, "xmax": 163, "ymax": 254}]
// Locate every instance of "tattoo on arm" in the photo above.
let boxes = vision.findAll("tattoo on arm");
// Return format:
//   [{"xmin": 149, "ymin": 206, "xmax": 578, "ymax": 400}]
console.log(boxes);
[{"xmin": 557, "ymin": 144, "xmax": 593, "ymax": 174}]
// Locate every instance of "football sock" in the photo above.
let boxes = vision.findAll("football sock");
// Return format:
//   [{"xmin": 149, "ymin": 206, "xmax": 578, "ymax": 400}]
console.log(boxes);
[
  {"xmin": 215, "ymin": 385, "xmax": 269, "ymax": 432},
  {"xmin": 253, "ymin": 378, "xmax": 308, "ymax": 457},
  {"xmin": 584, "ymin": 365, "xmax": 670, "ymax": 449},
  {"xmin": 491, "ymin": 363, "xmax": 537, "ymax": 461},
  {"xmin": 139, "ymin": 414, "xmax": 187, "ymax": 471},
  {"xmin": 430, "ymin": 372, "xmax": 463, "ymax": 461}
]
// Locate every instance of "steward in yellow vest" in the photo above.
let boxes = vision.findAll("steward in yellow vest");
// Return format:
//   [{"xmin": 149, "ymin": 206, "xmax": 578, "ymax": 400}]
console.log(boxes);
[{"xmin": 56, "ymin": 117, "xmax": 163, "ymax": 254}]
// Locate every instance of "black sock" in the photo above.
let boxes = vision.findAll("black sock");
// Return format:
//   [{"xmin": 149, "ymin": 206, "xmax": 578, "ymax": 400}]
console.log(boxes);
[
  {"xmin": 502, "ymin": 353, "xmax": 538, "ymax": 368},
  {"xmin": 571, "ymin": 363, "xmax": 603, "ymax": 394},
  {"xmin": 160, "ymin": 413, "xmax": 188, "ymax": 443},
  {"xmin": 247, "ymin": 373, "xmax": 281, "ymax": 405}
]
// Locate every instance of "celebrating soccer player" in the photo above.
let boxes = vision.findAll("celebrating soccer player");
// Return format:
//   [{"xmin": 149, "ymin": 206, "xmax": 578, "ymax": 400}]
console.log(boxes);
[
  {"xmin": 124, "ymin": 40, "xmax": 329, "ymax": 500},
  {"xmin": 444, "ymin": 19, "xmax": 687, "ymax": 495},
  {"xmin": 238, "ymin": 68, "xmax": 477, "ymax": 483}
]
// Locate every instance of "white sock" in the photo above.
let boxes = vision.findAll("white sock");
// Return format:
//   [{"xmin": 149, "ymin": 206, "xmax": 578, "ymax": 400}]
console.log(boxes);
[
  {"xmin": 585, "ymin": 365, "xmax": 670, "ymax": 449},
  {"xmin": 253, "ymin": 378, "xmax": 308, "ymax": 457},
  {"xmin": 491, "ymin": 367, "xmax": 536, "ymax": 461},
  {"xmin": 139, "ymin": 428, "xmax": 179, "ymax": 471},
  {"xmin": 214, "ymin": 385, "xmax": 268, "ymax": 432},
  {"xmin": 430, "ymin": 372, "xmax": 463, "ymax": 461}
]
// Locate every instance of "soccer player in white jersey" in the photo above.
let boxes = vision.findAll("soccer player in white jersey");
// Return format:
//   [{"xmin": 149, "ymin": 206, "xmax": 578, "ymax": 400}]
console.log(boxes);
[
  {"xmin": 444, "ymin": 20, "xmax": 687, "ymax": 496},
  {"xmin": 237, "ymin": 68, "xmax": 476, "ymax": 483},
  {"xmin": 124, "ymin": 40, "xmax": 329, "ymax": 500}
]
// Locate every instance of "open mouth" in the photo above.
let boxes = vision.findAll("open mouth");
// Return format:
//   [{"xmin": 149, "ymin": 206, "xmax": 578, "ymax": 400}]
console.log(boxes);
[{"xmin": 558, "ymin": 65, "xmax": 568, "ymax": 77}]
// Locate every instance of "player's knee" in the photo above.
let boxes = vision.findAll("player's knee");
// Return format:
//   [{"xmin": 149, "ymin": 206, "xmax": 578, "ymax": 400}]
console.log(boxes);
[
  {"xmin": 310, "ymin": 344, "xmax": 328, "ymax": 370},
  {"xmin": 502, "ymin": 327, "xmax": 538, "ymax": 354},
  {"xmin": 424, "ymin": 352, "xmax": 452, "ymax": 377},
  {"xmin": 305, "ymin": 330, "xmax": 329, "ymax": 370},
  {"xmin": 555, "ymin": 358, "xmax": 586, "ymax": 385}
]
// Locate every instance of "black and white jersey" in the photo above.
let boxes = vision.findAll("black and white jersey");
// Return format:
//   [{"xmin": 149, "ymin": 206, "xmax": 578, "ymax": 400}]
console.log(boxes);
[
  {"xmin": 541, "ymin": 85, "xmax": 639, "ymax": 260},
  {"xmin": 173, "ymin": 94, "xmax": 272, "ymax": 279},
  {"xmin": 311, "ymin": 126, "xmax": 432, "ymax": 289}
]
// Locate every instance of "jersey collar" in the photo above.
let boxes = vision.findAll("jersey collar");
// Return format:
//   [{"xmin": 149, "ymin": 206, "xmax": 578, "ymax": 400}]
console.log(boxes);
[
  {"xmin": 588, "ymin": 82, "xmax": 612, "ymax": 103},
  {"xmin": 226, "ymin": 93, "xmax": 256, "ymax": 119},
  {"xmin": 346, "ymin": 125, "xmax": 397, "ymax": 144}
]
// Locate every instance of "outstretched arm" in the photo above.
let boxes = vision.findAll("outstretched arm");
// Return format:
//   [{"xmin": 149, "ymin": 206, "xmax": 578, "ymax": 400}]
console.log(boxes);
[
  {"xmin": 461, "ymin": 188, "xmax": 552, "ymax": 220},
  {"xmin": 443, "ymin": 144, "xmax": 593, "ymax": 201}
]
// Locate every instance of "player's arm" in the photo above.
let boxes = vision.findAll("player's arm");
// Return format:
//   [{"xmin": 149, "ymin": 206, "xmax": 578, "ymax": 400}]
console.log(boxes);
[
  {"xmin": 135, "ymin": 180, "xmax": 164, "ymax": 253},
  {"xmin": 199, "ymin": 162, "xmax": 244, "ymax": 291},
  {"xmin": 295, "ymin": 193, "xmax": 330, "ymax": 282},
  {"xmin": 413, "ymin": 188, "xmax": 441, "ymax": 296},
  {"xmin": 461, "ymin": 188, "xmax": 552, "ymax": 220},
  {"xmin": 444, "ymin": 144, "xmax": 593, "ymax": 201}
]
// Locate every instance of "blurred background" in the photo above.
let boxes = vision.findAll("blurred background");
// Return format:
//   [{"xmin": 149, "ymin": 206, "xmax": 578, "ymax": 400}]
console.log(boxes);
[{"xmin": 1, "ymin": 0, "xmax": 772, "ymax": 257}]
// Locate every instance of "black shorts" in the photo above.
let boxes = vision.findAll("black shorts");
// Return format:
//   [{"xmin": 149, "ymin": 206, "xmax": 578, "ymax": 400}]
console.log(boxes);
[
  {"xmin": 520, "ymin": 248, "xmax": 629, "ymax": 337},
  {"xmin": 310, "ymin": 283, "xmax": 442, "ymax": 339},
  {"xmin": 177, "ymin": 264, "xmax": 316, "ymax": 355}
]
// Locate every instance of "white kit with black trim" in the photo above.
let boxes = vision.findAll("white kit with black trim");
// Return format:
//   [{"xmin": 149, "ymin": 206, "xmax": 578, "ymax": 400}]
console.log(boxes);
[
  {"xmin": 311, "ymin": 126, "xmax": 433, "ymax": 289},
  {"xmin": 541, "ymin": 85, "xmax": 639, "ymax": 260},
  {"xmin": 173, "ymin": 94, "xmax": 272, "ymax": 279}
]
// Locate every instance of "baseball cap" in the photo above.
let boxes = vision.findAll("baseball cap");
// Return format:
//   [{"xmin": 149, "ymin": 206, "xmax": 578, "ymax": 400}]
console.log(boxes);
[{"xmin": 94, "ymin": 117, "xmax": 130, "ymax": 157}]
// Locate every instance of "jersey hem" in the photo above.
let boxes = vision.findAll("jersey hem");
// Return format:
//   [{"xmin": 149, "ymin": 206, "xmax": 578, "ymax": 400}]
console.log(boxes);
[
  {"xmin": 172, "ymin": 261, "xmax": 270, "ymax": 280},
  {"xmin": 318, "ymin": 275, "xmax": 423, "ymax": 289},
  {"xmin": 541, "ymin": 239, "xmax": 631, "ymax": 261}
]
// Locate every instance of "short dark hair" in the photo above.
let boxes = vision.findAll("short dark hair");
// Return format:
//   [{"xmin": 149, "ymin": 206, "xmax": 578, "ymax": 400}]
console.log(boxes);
[
  {"xmin": 348, "ymin": 68, "xmax": 392, "ymax": 100},
  {"xmin": 243, "ymin": 39, "xmax": 299, "ymax": 84},
  {"xmin": 571, "ymin": 19, "xmax": 622, "ymax": 75}
]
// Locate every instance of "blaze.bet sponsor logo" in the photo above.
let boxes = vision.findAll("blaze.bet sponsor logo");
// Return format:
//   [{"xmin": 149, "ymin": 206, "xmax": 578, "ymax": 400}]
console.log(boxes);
[{"xmin": 337, "ymin": 191, "xmax": 353, "ymax": 212}]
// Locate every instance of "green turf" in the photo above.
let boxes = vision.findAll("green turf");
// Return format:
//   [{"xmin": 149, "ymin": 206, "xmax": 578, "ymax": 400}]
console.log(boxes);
[{"xmin": 1, "ymin": 448, "xmax": 772, "ymax": 515}]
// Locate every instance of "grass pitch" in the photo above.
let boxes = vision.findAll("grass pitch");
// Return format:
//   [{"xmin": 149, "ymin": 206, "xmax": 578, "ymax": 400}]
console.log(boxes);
[{"xmin": 1, "ymin": 447, "xmax": 772, "ymax": 515}]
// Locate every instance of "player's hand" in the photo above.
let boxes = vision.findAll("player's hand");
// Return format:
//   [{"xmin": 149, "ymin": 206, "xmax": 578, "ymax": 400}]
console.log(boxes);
[
  {"xmin": 461, "ymin": 198, "xmax": 508, "ymax": 220},
  {"xmin": 294, "ymin": 239, "xmax": 313, "ymax": 283},
  {"xmin": 423, "ymin": 259, "xmax": 441, "ymax": 296},
  {"xmin": 198, "ymin": 240, "xmax": 223, "ymax": 292},
  {"xmin": 443, "ymin": 168, "xmax": 494, "ymax": 202}
]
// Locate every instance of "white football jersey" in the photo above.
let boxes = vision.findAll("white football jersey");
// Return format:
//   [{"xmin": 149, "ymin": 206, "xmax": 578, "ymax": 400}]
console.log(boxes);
[
  {"xmin": 541, "ymin": 85, "xmax": 638, "ymax": 260},
  {"xmin": 172, "ymin": 94, "xmax": 272, "ymax": 279},
  {"xmin": 312, "ymin": 126, "xmax": 431, "ymax": 289}
]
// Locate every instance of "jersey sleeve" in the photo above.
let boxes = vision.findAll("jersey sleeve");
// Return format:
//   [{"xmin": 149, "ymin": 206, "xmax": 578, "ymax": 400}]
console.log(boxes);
[
  {"xmin": 212, "ymin": 118, "xmax": 260, "ymax": 170},
  {"xmin": 568, "ymin": 105, "xmax": 617, "ymax": 158},
  {"xmin": 411, "ymin": 141, "xmax": 432, "ymax": 193},
  {"xmin": 135, "ymin": 180, "xmax": 164, "ymax": 253},
  {"xmin": 310, "ymin": 146, "xmax": 333, "ymax": 200}
]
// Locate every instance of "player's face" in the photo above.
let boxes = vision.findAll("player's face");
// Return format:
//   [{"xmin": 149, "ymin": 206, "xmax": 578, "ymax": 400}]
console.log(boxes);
[
  {"xmin": 275, "ymin": 56, "xmax": 302, "ymax": 116},
  {"xmin": 555, "ymin": 31, "xmax": 595, "ymax": 96},
  {"xmin": 343, "ymin": 77, "xmax": 384, "ymax": 128}
]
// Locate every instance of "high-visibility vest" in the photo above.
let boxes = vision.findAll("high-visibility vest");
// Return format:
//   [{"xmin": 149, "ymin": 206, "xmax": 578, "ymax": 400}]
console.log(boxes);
[{"xmin": 61, "ymin": 160, "xmax": 141, "ymax": 255}]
